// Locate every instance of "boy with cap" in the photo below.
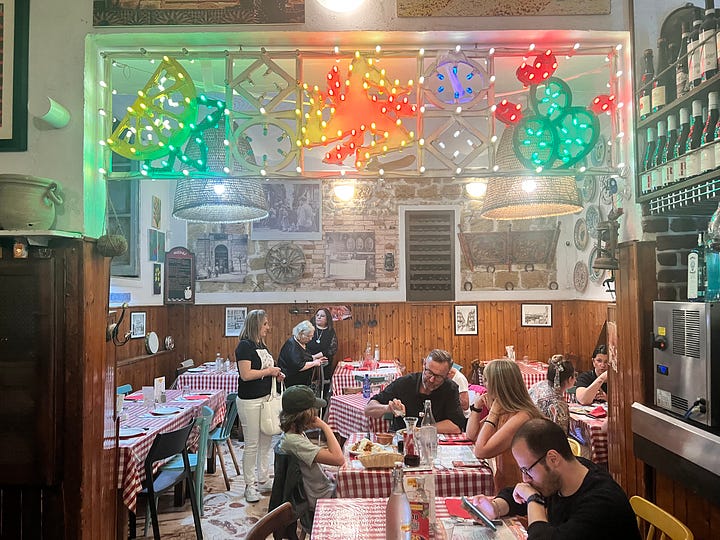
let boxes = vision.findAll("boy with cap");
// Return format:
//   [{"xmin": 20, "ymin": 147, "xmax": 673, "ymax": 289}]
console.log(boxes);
[{"xmin": 278, "ymin": 385, "xmax": 345, "ymax": 509}]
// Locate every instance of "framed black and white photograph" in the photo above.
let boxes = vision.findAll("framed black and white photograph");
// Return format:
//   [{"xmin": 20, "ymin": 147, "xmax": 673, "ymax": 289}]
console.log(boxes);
[
  {"xmin": 130, "ymin": 312, "xmax": 146, "ymax": 338},
  {"xmin": 0, "ymin": 0, "xmax": 30, "ymax": 151},
  {"xmin": 251, "ymin": 180, "xmax": 322, "ymax": 241},
  {"xmin": 454, "ymin": 305, "xmax": 478, "ymax": 335},
  {"xmin": 521, "ymin": 304, "xmax": 552, "ymax": 327},
  {"xmin": 225, "ymin": 306, "xmax": 247, "ymax": 337}
]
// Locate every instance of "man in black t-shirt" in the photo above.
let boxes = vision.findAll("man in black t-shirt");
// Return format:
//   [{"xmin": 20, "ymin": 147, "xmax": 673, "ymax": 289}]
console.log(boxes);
[
  {"xmin": 364, "ymin": 349, "xmax": 467, "ymax": 433},
  {"xmin": 470, "ymin": 419, "xmax": 640, "ymax": 540}
]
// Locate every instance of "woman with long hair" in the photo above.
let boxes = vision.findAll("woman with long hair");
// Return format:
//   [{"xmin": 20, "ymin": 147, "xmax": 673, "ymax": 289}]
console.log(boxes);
[
  {"xmin": 235, "ymin": 309, "xmax": 284, "ymax": 503},
  {"xmin": 466, "ymin": 359, "xmax": 543, "ymax": 491},
  {"xmin": 306, "ymin": 308, "xmax": 338, "ymax": 400},
  {"xmin": 529, "ymin": 354, "xmax": 576, "ymax": 434}
]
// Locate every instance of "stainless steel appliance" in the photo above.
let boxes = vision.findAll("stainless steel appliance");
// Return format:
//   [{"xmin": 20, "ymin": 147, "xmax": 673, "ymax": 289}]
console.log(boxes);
[{"xmin": 652, "ymin": 301, "xmax": 720, "ymax": 427}]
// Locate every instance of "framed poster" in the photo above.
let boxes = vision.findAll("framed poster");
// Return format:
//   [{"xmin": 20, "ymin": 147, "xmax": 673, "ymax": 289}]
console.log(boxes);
[
  {"xmin": 130, "ymin": 312, "xmax": 146, "ymax": 338},
  {"xmin": 0, "ymin": 0, "xmax": 30, "ymax": 151},
  {"xmin": 225, "ymin": 307, "xmax": 247, "ymax": 337},
  {"xmin": 251, "ymin": 180, "xmax": 322, "ymax": 240},
  {"xmin": 521, "ymin": 304, "xmax": 552, "ymax": 327},
  {"xmin": 454, "ymin": 305, "xmax": 478, "ymax": 335},
  {"xmin": 164, "ymin": 246, "xmax": 195, "ymax": 304},
  {"xmin": 152, "ymin": 263, "xmax": 162, "ymax": 295}
]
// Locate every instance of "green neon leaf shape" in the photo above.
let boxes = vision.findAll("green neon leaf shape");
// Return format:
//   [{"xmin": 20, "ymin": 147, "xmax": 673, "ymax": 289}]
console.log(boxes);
[
  {"xmin": 528, "ymin": 77, "xmax": 572, "ymax": 123},
  {"xmin": 553, "ymin": 107, "xmax": 600, "ymax": 169},
  {"xmin": 511, "ymin": 116, "xmax": 558, "ymax": 169}
]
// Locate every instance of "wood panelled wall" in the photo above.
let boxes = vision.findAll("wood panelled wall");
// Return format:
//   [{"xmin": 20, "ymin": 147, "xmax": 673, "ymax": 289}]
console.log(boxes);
[{"xmin": 113, "ymin": 301, "xmax": 608, "ymax": 383}]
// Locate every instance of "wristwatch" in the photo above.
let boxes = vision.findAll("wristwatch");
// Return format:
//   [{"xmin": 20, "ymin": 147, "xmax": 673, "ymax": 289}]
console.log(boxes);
[
  {"xmin": 470, "ymin": 404, "xmax": 484, "ymax": 413},
  {"xmin": 526, "ymin": 493, "xmax": 547, "ymax": 507}
]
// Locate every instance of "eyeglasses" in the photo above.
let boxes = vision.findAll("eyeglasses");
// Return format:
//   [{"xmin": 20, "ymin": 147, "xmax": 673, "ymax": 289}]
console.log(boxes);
[
  {"xmin": 423, "ymin": 368, "xmax": 448, "ymax": 381},
  {"xmin": 519, "ymin": 453, "xmax": 547, "ymax": 479}
]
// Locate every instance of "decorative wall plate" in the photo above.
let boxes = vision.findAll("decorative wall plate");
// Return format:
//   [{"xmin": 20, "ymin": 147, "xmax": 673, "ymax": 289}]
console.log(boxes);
[
  {"xmin": 573, "ymin": 261, "xmax": 589, "ymax": 292},
  {"xmin": 574, "ymin": 218, "xmax": 589, "ymax": 250},
  {"xmin": 590, "ymin": 135, "xmax": 607, "ymax": 167},
  {"xmin": 586, "ymin": 205, "xmax": 602, "ymax": 239},
  {"xmin": 599, "ymin": 175, "xmax": 616, "ymax": 205},
  {"xmin": 145, "ymin": 331, "xmax": 160, "ymax": 354},
  {"xmin": 165, "ymin": 335, "xmax": 175, "ymax": 350},
  {"xmin": 588, "ymin": 248, "xmax": 606, "ymax": 283},
  {"xmin": 579, "ymin": 175, "xmax": 597, "ymax": 204}
]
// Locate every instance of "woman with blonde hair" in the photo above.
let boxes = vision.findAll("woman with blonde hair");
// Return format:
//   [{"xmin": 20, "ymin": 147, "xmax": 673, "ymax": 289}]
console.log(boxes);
[
  {"xmin": 466, "ymin": 359, "xmax": 543, "ymax": 491},
  {"xmin": 528, "ymin": 354, "xmax": 576, "ymax": 434}
]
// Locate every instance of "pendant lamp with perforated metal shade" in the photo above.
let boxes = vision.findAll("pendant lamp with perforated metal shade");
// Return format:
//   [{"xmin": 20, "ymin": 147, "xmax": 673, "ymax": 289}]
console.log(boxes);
[
  {"xmin": 173, "ymin": 176, "xmax": 269, "ymax": 223},
  {"xmin": 481, "ymin": 127, "xmax": 582, "ymax": 220}
]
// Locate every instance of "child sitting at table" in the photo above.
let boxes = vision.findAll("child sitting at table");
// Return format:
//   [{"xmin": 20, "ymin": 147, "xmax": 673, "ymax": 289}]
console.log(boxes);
[{"xmin": 277, "ymin": 385, "xmax": 345, "ymax": 511}]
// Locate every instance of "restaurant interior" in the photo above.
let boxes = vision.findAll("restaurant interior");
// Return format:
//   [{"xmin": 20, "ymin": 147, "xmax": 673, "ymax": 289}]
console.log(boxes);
[{"xmin": 1, "ymin": 0, "xmax": 720, "ymax": 538}]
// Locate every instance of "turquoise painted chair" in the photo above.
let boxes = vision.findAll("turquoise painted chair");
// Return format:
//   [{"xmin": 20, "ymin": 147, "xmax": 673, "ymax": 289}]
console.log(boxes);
[
  {"xmin": 210, "ymin": 393, "xmax": 240, "ymax": 490},
  {"xmin": 116, "ymin": 384, "xmax": 133, "ymax": 396},
  {"xmin": 160, "ymin": 406, "xmax": 214, "ymax": 516}
]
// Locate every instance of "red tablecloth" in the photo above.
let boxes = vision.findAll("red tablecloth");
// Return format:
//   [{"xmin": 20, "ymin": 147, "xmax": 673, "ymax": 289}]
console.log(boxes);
[
  {"xmin": 326, "ymin": 393, "xmax": 390, "ymax": 438},
  {"xmin": 331, "ymin": 363, "xmax": 402, "ymax": 395},
  {"xmin": 336, "ymin": 434, "xmax": 494, "ymax": 499},
  {"xmin": 176, "ymin": 366, "xmax": 239, "ymax": 395},
  {"xmin": 117, "ymin": 389, "xmax": 226, "ymax": 512},
  {"xmin": 312, "ymin": 497, "xmax": 527, "ymax": 539},
  {"xmin": 569, "ymin": 412, "xmax": 608, "ymax": 463}
]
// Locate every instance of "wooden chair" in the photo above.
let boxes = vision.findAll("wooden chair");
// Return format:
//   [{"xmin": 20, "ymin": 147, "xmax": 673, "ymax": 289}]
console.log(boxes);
[
  {"xmin": 567, "ymin": 437, "xmax": 582, "ymax": 457},
  {"xmin": 245, "ymin": 502, "xmax": 299, "ymax": 540},
  {"xmin": 209, "ymin": 393, "xmax": 241, "ymax": 490},
  {"xmin": 630, "ymin": 495, "xmax": 694, "ymax": 540}
]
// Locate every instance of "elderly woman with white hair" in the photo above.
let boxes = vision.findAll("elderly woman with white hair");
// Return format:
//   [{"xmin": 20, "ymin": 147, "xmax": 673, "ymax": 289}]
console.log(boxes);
[{"xmin": 279, "ymin": 320, "xmax": 327, "ymax": 388}]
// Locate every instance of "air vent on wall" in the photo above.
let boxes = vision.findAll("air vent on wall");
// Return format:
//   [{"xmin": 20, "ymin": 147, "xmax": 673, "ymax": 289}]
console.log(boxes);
[
  {"xmin": 405, "ymin": 210, "xmax": 454, "ymax": 301},
  {"xmin": 671, "ymin": 309, "xmax": 701, "ymax": 358}
]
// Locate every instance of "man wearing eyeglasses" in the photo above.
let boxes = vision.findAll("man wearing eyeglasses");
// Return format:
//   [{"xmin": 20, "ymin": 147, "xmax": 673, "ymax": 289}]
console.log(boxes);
[
  {"xmin": 364, "ymin": 349, "xmax": 467, "ymax": 433},
  {"xmin": 470, "ymin": 418, "xmax": 639, "ymax": 539}
]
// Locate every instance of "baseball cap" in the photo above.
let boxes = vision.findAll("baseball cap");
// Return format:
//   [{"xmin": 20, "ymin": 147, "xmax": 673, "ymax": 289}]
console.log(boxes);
[{"xmin": 282, "ymin": 385, "xmax": 327, "ymax": 414}]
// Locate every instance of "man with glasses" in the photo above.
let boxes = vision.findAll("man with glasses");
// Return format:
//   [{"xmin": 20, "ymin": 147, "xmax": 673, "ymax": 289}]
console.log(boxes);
[
  {"xmin": 575, "ymin": 345, "xmax": 609, "ymax": 405},
  {"xmin": 470, "ymin": 419, "xmax": 639, "ymax": 539},
  {"xmin": 364, "ymin": 349, "xmax": 466, "ymax": 433}
]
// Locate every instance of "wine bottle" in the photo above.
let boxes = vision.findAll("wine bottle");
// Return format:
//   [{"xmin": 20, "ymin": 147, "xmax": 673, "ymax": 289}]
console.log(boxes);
[
  {"xmin": 677, "ymin": 22, "xmax": 691, "ymax": 98},
  {"xmin": 701, "ymin": 91, "xmax": 719, "ymax": 171},
  {"xmin": 688, "ymin": 233, "xmax": 706, "ymax": 302},
  {"xmin": 664, "ymin": 114, "xmax": 679, "ymax": 186},
  {"xmin": 654, "ymin": 120, "xmax": 668, "ymax": 188},
  {"xmin": 701, "ymin": 0, "xmax": 718, "ymax": 81},
  {"xmin": 639, "ymin": 48, "xmax": 655, "ymax": 120},
  {"xmin": 385, "ymin": 463, "xmax": 411, "ymax": 540},
  {"xmin": 685, "ymin": 99, "xmax": 705, "ymax": 177},
  {"xmin": 652, "ymin": 38, "xmax": 671, "ymax": 112},
  {"xmin": 689, "ymin": 18, "xmax": 703, "ymax": 87},
  {"xmin": 674, "ymin": 107, "xmax": 691, "ymax": 181},
  {"xmin": 641, "ymin": 127, "xmax": 656, "ymax": 194}
]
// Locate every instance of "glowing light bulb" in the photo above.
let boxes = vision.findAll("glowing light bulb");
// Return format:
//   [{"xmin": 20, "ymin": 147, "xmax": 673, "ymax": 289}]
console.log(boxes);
[
  {"xmin": 465, "ymin": 182, "xmax": 487, "ymax": 198},
  {"xmin": 522, "ymin": 179, "xmax": 537, "ymax": 193},
  {"xmin": 213, "ymin": 183, "xmax": 226, "ymax": 195}
]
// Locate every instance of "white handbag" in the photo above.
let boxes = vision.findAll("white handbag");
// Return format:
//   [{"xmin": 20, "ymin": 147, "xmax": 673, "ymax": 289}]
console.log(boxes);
[{"xmin": 260, "ymin": 378, "xmax": 283, "ymax": 435}]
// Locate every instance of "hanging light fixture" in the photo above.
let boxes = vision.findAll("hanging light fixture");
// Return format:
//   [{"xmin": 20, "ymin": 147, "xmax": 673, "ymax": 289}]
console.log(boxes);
[
  {"xmin": 481, "ymin": 127, "xmax": 582, "ymax": 220},
  {"xmin": 172, "ymin": 176, "xmax": 268, "ymax": 223}
]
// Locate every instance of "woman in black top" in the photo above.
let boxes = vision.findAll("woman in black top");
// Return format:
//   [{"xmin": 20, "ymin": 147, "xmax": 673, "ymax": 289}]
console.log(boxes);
[
  {"xmin": 306, "ymin": 308, "xmax": 338, "ymax": 400},
  {"xmin": 279, "ymin": 320, "xmax": 326, "ymax": 388},
  {"xmin": 235, "ymin": 309, "xmax": 284, "ymax": 503}
]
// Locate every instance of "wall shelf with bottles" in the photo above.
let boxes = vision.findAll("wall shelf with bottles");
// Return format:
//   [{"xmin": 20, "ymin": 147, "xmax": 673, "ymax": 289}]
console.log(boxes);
[{"xmin": 645, "ymin": 171, "xmax": 720, "ymax": 215}]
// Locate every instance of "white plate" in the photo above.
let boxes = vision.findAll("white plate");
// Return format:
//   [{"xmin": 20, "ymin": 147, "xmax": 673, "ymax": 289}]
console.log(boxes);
[
  {"xmin": 188, "ymin": 367, "xmax": 205, "ymax": 373},
  {"xmin": 119, "ymin": 427, "xmax": 145, "ymax": 439},
  {"xmin": 150, "ymin": 406, "xmax": 180, "ymax": 416},
  {"xmin": 145, "ymin": 331, "xmax": 159, "ymax": 354}
]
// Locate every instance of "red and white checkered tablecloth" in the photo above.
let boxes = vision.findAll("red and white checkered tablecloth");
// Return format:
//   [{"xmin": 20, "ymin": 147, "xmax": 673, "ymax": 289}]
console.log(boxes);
[
  {"xmin": 331, "ymin": 363, "xmax": 402, "ymax": 396},
  {"xmin": 117, "ymin": 389, "xmax": 226, "ymax": 512},
  {"xmin": 569, "ymin": 413, "xmax": 608, "ymax": 464},
  {"xmin": 326, "ymin": 393, "xmax": 390, "ymax": 438},
  {"xmin": 336, "ymin": 434, "xmax": 494, "ymax": 499},
  {"xmin": 312, "ymin": 497, "xmax": 527, "ymax": 540},
  {"xmin": 176, "ymin": 366, "xmax": 239, "ymax": 395},
  {"xmin": 516, "ymin": 362, "xmax": 548, "ymax": 389}
]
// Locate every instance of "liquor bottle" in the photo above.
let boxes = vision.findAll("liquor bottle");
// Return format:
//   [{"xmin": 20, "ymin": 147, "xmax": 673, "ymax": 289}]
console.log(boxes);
[
  {"xmin": 639, "ymin": 48, "xmax": 655, "ymax": 120},
  {"xmin": 706, "ymin": 203, "xmax": 720, "ymax": 302},
  {"xmin": 701, "ymin": 91, "xmax": 719, "ymax": 171},
  {"xmin": 701, "ymin": 0, "xmax": 718, "ymax": 81},
  {"xmin": 653, "ymin": 120, "xmax": 668, "ymax": 188},
  {"xmin": 686, "ymin": 99, "xmax": 705, "ymax": 177},
  {"xmin": 418, "ymin": 399, "xmax": 438, "ymax": 466},
  {"xmin": 640, "ymin": 126, "xmax": 656, "ymax": 194},
  {"xmin": 688, "ymin": 233, "xmax": 706, "ymax": 302},
  {"xmin": 677, "ymin": 22, "xmax": 691, "ymax": 98},
  {"xmin": 689, "ymin": 18, "xmax": 703, "ymax": 87},
  {"xmin": 652, "ymin": 38, "xmax": 671, "ymax": 112},
  {"xmin": 385, "ymin": 462, "xmax": 412, "ymax": 540},
  {"xmin": 664, "ymin": 114, "xmax": 679, "ymax": 186}
]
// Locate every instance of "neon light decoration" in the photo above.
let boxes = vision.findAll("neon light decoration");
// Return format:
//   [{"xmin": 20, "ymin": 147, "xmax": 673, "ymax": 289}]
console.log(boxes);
[
  {"xmin": 589, "ymin": 94, "xmax": 616, "ymax": 115},
  {"xmin": 300, "ymin": 53, "xmax": 417, "ymax": 170}
]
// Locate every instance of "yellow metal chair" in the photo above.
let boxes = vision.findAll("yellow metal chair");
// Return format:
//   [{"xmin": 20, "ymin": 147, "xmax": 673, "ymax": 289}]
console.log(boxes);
[
  {"xmin": 567, "ymin": 437, "xmax": 581, "ymax": 457},
  {"xmin": 630, "ymin": 495, "xmax": 694, "ymax": 540}
]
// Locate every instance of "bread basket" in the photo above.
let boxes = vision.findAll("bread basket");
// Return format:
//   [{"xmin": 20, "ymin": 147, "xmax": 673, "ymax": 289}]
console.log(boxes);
[{"xmin": 358, "ymin": 452, "xmax": 403, "ymax": 469}]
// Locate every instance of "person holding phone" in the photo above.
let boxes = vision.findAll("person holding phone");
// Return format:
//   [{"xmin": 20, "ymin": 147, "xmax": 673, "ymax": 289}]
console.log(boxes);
[
  {"xmin": 279, "ymin": 320, "xmax": 327, "ymax": 388},
  {"xmin": 470, "ymin": 418, "xmax": 640, "ymax": 539},
  {"xmin": 575, "ymin": 346, "xmax": 609, "ymax": 405}
]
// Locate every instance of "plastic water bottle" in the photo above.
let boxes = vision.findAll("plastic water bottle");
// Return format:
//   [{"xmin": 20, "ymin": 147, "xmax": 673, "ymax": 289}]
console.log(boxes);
[
  {"xmin": 362, "ymin": 374, "xmax": 371, "ymax": 398},
  {"xmin": 215, "ymin": 352, "xmax": 222, "ymax": 371},
  {"xmin": 419, "ymin": 399, "xmax": 438, "ymax": 466},
  {"xmin": 374, "ymin": 344, "xmax": 380, "ymax": 362},
  {"xmin": 385, "ymin": 462, "xmax": 411, "ymax": 540}
]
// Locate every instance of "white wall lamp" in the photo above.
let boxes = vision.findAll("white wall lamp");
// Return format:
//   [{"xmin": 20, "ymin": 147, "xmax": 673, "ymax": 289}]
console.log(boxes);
[
  {"xmin": 333, "ymin": 182, "xmax": 356, "ymax": 201},
  {"xmin": 31, "ymin": 97, "xmax": 71, "ymax": 128},
  {"xmin": 465, "ymin": 181, "xmax": 487, "ymax": 198},
  {"xmin": 316, "ymin": 0, "xmax": 366, "ymax": 13}
]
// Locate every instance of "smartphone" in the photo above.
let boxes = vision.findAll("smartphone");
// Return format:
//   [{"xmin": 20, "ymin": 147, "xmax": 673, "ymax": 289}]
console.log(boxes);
[{"xmin": 461, "ymin": 496, "xmax": 498, "ymax": 531}]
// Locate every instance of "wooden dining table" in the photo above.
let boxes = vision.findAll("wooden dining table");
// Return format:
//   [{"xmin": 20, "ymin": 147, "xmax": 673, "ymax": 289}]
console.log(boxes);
[
  {"xmin": 336, "ymin": 433, "xmax": 494, "ymax": 499},
  {"xmin": 312, "ymin": 497, "xmax": 527, "ymax": 539},
  {"xmin": 117, "ymin": 388, "xmax": 226, "ymax": 513}
]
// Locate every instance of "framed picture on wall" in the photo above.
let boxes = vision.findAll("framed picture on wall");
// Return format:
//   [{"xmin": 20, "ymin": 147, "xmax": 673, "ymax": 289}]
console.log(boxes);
[
  {"xmin": 130, "ymin": 312, "xmax": 146, "ymax": 338},
  {"xmin": 454, "ymin": 305, "xmax": 478, "ymax": 335},
  {"xmin": 521, "ymin": 304, "xmax": 552, "ymax": 327},
  {"xmin": 251, "ymin": 180, "xmax": 322, "ymax": 240},
  {"xmin": 225, "ymin": 307, "xmax": 247, "ymax": 337}
]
